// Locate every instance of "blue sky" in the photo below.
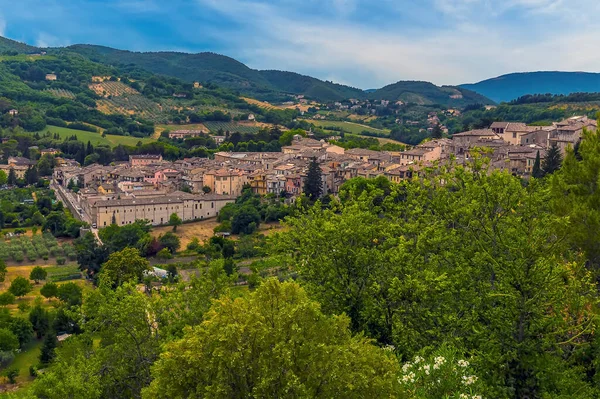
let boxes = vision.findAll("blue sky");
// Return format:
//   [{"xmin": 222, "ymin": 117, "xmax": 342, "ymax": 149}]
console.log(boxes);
[{"xmin": 0, "ymin": 0, "xmax": 598, "ymax": 88}]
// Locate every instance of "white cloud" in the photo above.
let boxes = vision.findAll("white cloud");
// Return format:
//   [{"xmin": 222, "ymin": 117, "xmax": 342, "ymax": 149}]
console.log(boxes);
[
  {"xmin": 0, "ymin": 16, "xmax": 6, "ymax": 36},
  {"xmin": 35, "ymin": 32, "xmax": 68, "ymax": 48}
]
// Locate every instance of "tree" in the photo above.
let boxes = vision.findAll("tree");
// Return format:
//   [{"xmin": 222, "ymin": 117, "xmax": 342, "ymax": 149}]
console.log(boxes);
[
  {"xmin": 29, "ymin": 266, "xmax": 47, "ymax": 284},
  {"xmin": 4, "ymin": 367, "xmax": 18, "ymax": 384},
  {"xmin": 40, "ymin": 330, "xmax": 58, "ymax": 364},
  {"xmin": 9, "ymin": 276, "xmax": 32, "ymax": 297},
  {"xmin": 100, "ymin": 247, "xmax": 150, "ymax": 288},
  {"xmin": 202, "ymin": 185, "xmax": 211, "ymax": 194},
  {"xmin": 75, "ymin": 232, "xmax": 109, "ymax": 281},
  {"xmin": 158, "ymin": 232, "xmax": 180, "ymax": 254},
  {"xmin": 168, "ymin": 213, "xmax": 182, "ymax": 232},
  {"xmin": 231, "ymin": 205, "xmax": 261, "ymax": 235},
  {"xmin": 10, "ymin": 318, "xmax": 33, "ymax": 348},
  {"xmin": 37, "ymin": 154, "xmax": 56, "ymax": 176},
  {"xmin": 24, "ymin": 165, "xmax": 38, "ymax": 185},
  {"xmin": 303, "ymin": 157, "xmax": 323, "ymax": 201},
  {"xmin": 0, "ymin": 328, "xmax": 19, "ymax": 352},
  {"xmin": 0, "ymin": 259, "xmax": 6, "ymax": 283},
  {"xmin": 7, "ymin": 168, "xmax": 16, "ymax": 186},
  {"xmin": 431, "ymin": 123, "xmax": 443, "ymax": 139},
  {"xmin": 0, "ymin": 292, "xmax": 15, "ymax": 306},
  {"xmin": 532, "ymin": 150, "xmax": 543, "ymax": 178},
  {"xmin": 29, "ymin": 304, "xmax": 50, "ymax": 339},
  {"xmin": 143, "ymin": 279, "xmax": 400, "ymax": 399},
  {"xmin": 0, "ymin": 170, "xmax": 7, "ymax": 185},
  {"xmin": 43, "ymin": 211, "xmax": 67, "ymax": 236},
  {"xmin": 40, "ymin": 282, "xmax": 58, "ymax": 301},
  {"xmin": 57, "ymin": 282, "xmax": 83, "ymax": 307},
  {"xmin": 543, "ymin": 143, "xmax": 563, "ymax": 175}
]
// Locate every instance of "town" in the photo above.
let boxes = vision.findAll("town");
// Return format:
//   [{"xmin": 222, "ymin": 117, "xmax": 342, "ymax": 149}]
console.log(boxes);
[{"xmin": 42, "ymin": 114, "xmax": 593, "ymax": 229}]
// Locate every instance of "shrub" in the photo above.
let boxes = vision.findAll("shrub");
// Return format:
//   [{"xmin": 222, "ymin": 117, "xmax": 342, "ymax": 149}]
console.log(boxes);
[
  {"xmin": 4, "ymin": 367, "xmax": 18, "ymax": 384},
  {"xmin": 157, "ymin": 248, "xmax": 173, "ymax": 260},
  {"xmin": 56, "ymin": 257, "xmax": 66, "ymax": 265}
]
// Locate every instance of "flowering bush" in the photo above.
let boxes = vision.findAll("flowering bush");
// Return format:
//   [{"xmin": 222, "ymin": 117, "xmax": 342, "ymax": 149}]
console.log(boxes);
[{"xmin": 397, "ymin": 346, "xmax": 485, "ymax": 399}]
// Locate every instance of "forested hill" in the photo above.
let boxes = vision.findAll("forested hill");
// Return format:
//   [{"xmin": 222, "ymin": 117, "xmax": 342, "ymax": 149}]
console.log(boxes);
[
  {"xmin": 0, "ymin": 36, "xmax": 39, "ymax": 53},
  {"xmin": 461, "ymin": 71, "xmax": 600, "ymax": 103},
  {"xmin": 64, "ymin": 44, "xmax": 365, "ymax": 103},
  {"xmin": 369, "ymin": 80, "xmax": 495, "ymax": 107}
]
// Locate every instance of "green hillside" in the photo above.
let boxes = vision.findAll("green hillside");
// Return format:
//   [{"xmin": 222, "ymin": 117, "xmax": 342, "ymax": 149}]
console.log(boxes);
[
  {"xmin": 64, "ymin": 45, "xmax": 364, "ymax": 102},
  {"xmin": 0, "ymin": 36, "xmax": 39, "ymax": 54},
  {"xmin": 369, "ymin": 81, "xmax": 494, "ymax": 106}
]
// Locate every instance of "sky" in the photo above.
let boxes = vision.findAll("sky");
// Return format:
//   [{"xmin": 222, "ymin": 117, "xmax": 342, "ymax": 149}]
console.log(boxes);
[{"xmin": 0, "ymin": 0, "xmax": 599, "ymax": 89}]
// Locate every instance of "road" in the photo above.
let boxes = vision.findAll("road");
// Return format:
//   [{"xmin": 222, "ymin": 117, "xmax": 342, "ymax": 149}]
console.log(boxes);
[{"xmin": 51, "ymin": 181, "xmax": 102, "ymax": 244}]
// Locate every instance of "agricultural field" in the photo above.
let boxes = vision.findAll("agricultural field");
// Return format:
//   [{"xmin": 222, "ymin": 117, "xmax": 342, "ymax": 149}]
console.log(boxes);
[
  {"xmin": 97, "ymin": 95, "xmax": 163, "ymax": 121},
  {"xmin": 0, "ymin": 54, "xmax": 56, "ymax": 62},
  {"xmin": 303, "ymin": 119, "xmax": 390, "ymax": 135},
  {"xmin": 0, "ymin": 233, "xmax": 76, "ymax": 265},
  {"xmin": 242, "ymin": 97, "xmax": 277, "ymax": 110},
  {"xmin": 43, "ymin": 88, "xmax": 75, "ymax": 99},
  {"xmin": 203, "ymin": 121, "xmax": 262, "ymax": 135},
  {"xmin": 89, "ymin": 81, "xmax": 139, "ymax": 97},
  {"xmin": 154, "ymin": 123, "xmax": 209, "ymax": 139},
  {"xmin": 40, "ymin": 125, "xmax": 154, "ymax": 147}
]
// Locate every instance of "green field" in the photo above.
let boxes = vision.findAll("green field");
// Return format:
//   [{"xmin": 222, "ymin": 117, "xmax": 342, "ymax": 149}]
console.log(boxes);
[
  {"xmin": 304, "ymin": 120, "xmax": 390, "ymax": 135},
  {"xmin": 40, "ymin": 125, "xmax": 155, "ymax": 147},
  {"xmin": 203, "ymin": 121, "xmax": 261, "ymax": 135}
]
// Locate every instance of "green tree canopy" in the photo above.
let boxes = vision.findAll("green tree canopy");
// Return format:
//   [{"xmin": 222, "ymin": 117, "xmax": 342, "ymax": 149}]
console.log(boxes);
[
  {"xmin": 100, "ymin": 247, "xmax": 150, "ymax": 288},
  {"xmin": 29, "ymin": 266, "xmax": 47, "ymax": 284},
  {"xmin": 9, "ymin": 276, "xmax": 32, "ymax": 297},
  {"xmin": 303, "ymin": 157, "xmax": 323, "ymax": 201},
  {"xmin": 168, "ymin": 212, "xmax": 182, "ymax": 231},
  {"xmin": 143, "ymin": 279, "xmax": 399, "ymax": 399}
]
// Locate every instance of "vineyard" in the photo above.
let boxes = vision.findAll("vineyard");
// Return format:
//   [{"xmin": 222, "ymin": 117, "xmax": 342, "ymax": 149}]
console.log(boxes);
[
  {"xmin": 0, "ymin": 233, "xmax": 77, "ymax": 264},
  {"xmin": 44, "ymin": 88, "xmax": 76, "ymax": 99},
  {"xmin": 89, "ymin": 81, "xmax": 139, "ymax": 97},
  {"xmin": 97, "ymin": 95, "xmax": 163, "ymax": 120},
  {"xmin": 203, "ymin": 121, "xmax": 262, "ymax": 134}
]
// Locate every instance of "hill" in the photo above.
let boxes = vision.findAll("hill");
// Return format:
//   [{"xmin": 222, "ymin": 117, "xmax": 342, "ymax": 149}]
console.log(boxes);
[
  {"xmin": 0, "ymin": 36, "xmax": 39, "ymax": 54},
  {"xmin": 369, "ymin": 81, "xmax": 494, "ymax": 106},
  {"xmin": 461, "ymin": 72, "xmax": 600, "ymax": 103},
  {"xmin": 64, "ymin": 45, "xmax": 363, "ymax": 102}
]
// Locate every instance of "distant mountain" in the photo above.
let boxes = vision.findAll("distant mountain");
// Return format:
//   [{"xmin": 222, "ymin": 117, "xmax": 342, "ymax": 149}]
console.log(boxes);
[
  {"xmin": 369, "ymin": 81, "xmax": 494, "ymax": 107},
  {"xmin": 461, "ymin": 72, "xmax": 600, "ymax": 103}
]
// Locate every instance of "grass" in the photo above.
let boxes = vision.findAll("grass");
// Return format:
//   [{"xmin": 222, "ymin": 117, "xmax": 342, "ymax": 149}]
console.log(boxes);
[
  {"xmin": 0, "ymin": 55, "xmax": 56, "ymax": 62},
  {"xmin": 304, "ymin": 119, "xmax": 390, "ymax": 135},
  {"xmin": 4, "ymin": 340, "xmax": 42, "ymax": 389},
  {"xmin": 39, "ymin": 125, "xmax": 154, "ymax": 147}
]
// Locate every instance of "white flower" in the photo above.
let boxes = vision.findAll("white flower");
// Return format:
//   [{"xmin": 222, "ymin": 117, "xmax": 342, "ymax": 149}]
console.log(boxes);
[
  {"xmin": 458, "ymin": 359, "xmax": 469, "ymax": 367},
  {"xmin": 401, "ymin": 372, "xmax": 416, "ymax": 384},
  {"xmin": 414, "ymin": 355, "xmax": 424, "ymax": 364},
  {"xmin": 459, "ymin": 394, "xmax": 469, "ymax": 399},
  {"xmin": 433, "ymin": 363, "xmax": 440, "ymax": 370},
  {"xmin": 472, "ymin": 396, "xmax": 482, "ymax": 399},
  {"xmin": 434, "ymin": 356, "xmax": 446, "ymax": 365},
  {"xmin": 462, "ymin": 375, "xmax": 478, "ymax": 385},
  {"xmin": 383, "ymin": 344, "xmax": 396, "ymax": 352},
  {"xmin": 423, "ymin": 364, "xmax": 430, "ymax": 375},
  {"xmin": 402, "ymin": 363, "xmax": 412, "ymax": 373}
]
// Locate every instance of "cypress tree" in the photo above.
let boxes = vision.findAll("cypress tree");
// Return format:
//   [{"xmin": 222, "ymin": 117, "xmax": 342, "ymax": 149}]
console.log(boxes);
[
  {"xmin": 39, "ymin": 330, "xmax": 57, "ymax": 364},
  {"xmin": 543, "ymin": 143, "xmax": 563, "ymax": 175},
  {"xmin": 431, "ymin": 123, "xmax": 443, "ymax": 139},
  {"xmin": 303, "ymin": 157, "xmax": 323, "ymax": 201},
  {"xmin": 532, "ymin": 151, "xmax": 543, "ymax": 178},
  {"xmin": 7, "ymin": 168, "xmax": 16, "ymax": 186}
]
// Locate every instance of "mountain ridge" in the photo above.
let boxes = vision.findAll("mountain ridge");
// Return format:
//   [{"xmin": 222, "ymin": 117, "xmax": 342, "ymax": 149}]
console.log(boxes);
[{"xmin": 460, "ymin": 71, "xmax": 600, "ymax": 103}]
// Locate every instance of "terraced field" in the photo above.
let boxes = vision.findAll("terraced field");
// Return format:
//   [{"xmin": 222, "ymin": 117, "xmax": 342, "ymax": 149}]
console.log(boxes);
[
  {"xmin": 97, "ymin": 95, "xmax": 163, "ymax": 120},
  {"xmin": 44, "ymin": 88, "xmax": 76, "ymax": 99},
  {"xmin": 89, "ymin": 81, "xmax": 139, "ymax": 97}
]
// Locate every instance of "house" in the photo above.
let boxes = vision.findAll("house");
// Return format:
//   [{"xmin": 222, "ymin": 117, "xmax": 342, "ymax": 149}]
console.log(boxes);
[
  {"xmin": 129, "ymin": 154, "xmax": 163, "ymax": 167},
  {"xmin": 452, "ymin": 129, "xmax": 500, "ymax": 155},
  {"xmin": 248, "ymin": 114, "xmax": 256, "ymax": 121},
  {"xmin": 7, "ymin": 109, "xmax": 18, "ymax": 116},
  {"xmin": 168, "ymin": 130, "xmax": 205, "ymax": 139},
  {"xmin": 40, "ymin": 148, "xmax": 60, "ymax": 156},
  {"xmin": 203, "ymin": 169, "xmax": 249, "ymax": 197},
  {"xmin": 45, "ymin": 73, "xmax": 57, "ymax": 81},
  {"xmin": 92, "ymin": 192, "xmax": 236, "ymax": 227},
  {"xmin": 193, "ymin": 82, "xmax": 202, "ymax": 89}
]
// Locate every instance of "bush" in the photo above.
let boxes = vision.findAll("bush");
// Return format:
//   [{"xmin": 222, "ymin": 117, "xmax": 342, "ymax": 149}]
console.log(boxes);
[
  {"xmin": 4, "ymin": 367, "xmax": 18, "ymax": 384},
  {"xmin": 56, "ymin": 257, "xmax": 66, "ymax": 265},
  {"xmin": 157, "ymin": 248, "xmax": 173, "ymax": 260}
]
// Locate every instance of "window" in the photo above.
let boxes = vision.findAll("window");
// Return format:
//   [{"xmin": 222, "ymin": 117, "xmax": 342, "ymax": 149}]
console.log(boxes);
[
  {"xmin": 211, "ymin": 202, "xmax": 214, "ymax": 208},
  {"xmin": 512, "ymin": 132, "xmax": 517, "ymax": 139},
  {"xmin": 103, "ymin": 221, "xmax": 107, "ymax": 226}
]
